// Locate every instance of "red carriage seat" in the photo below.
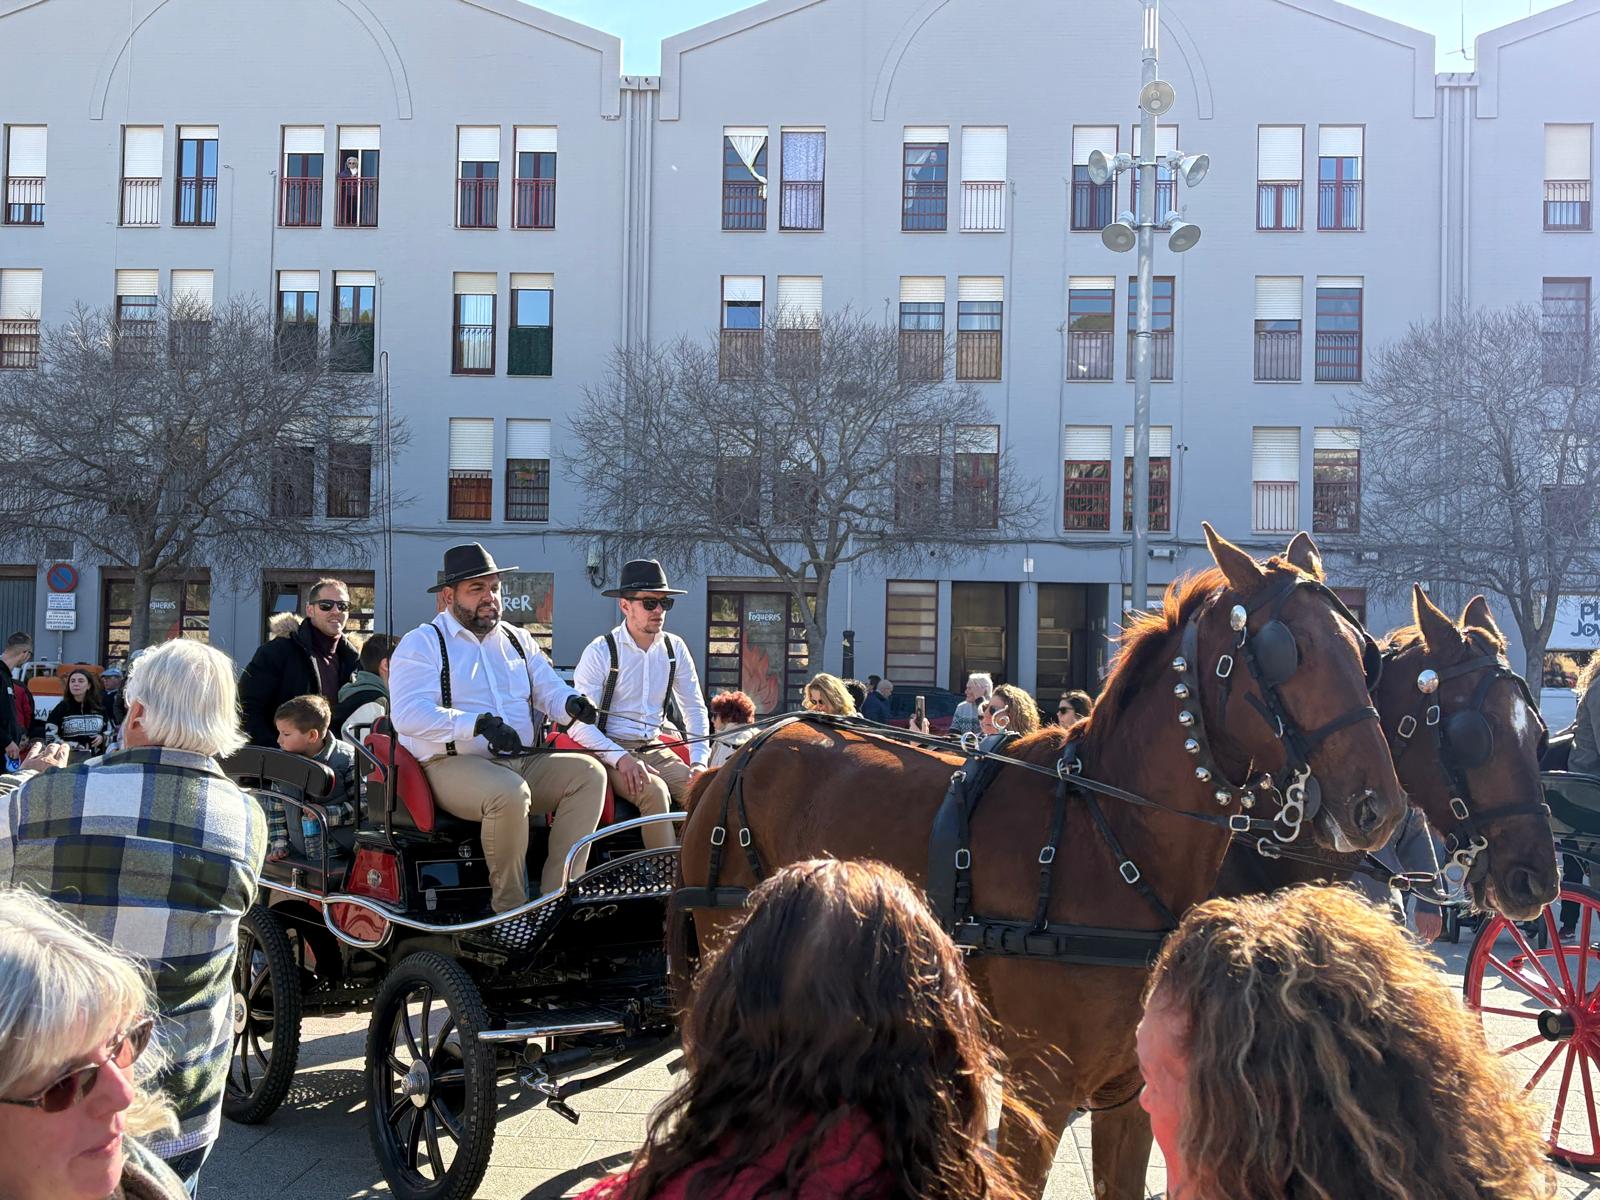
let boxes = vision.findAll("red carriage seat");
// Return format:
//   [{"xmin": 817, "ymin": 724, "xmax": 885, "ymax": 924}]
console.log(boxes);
[
  {"xmin": 546, "ymin": 732, "xmax": 691, "ymax": 825},
  {"xmin": 364, "ymin": 723, "xmax": 442, "ymax": 833}
]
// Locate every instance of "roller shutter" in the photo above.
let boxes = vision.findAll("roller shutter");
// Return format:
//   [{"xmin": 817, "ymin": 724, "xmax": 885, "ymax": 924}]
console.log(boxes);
[
  {"xmin": 1252, "ymin": 428, "xmax": 1301, "ymax": 481},
  {"xmin": 1063, "ymin": 425, "xmax": 1111, "ymax": 460},
  {"xmin": 776, "ymin": 275, "xmax": 822, "ymax": 324},
  {"xmin": 1130, "ymin": 125, "xmax": 1178, "ymax": 157},
  {"xmin": 0, "ymin": 269, "xmax": 43, "ymax": 319},
  {"xmin": 722, "ymin": 276, "xmax": 763, "ymax": 303},
  {"xmin": 115, "ymin": 268, "xmax": 159, "ymax": 296},
  {"xmin": 506, "ymin": 418, "xmax": 551, "ymax": 459},
  {"xmin": 448, "ymin": 418, "xmax": 494, "ymax": 471},
  {"xmin": 283, "ymin": 126, "xmax": 324, "ymax": 155},
  {"xmin": 1314, "ymin": 427, "xmax": 1360, "ymax": 451},
  {"xmin": 340, "ymin": 126, "xmax": 380, "ymax": 151},
  {"xmin": 1546, "ymin": 125, "xmax": 1592, "ymax": 179},
  {"xmin": 169, "ymin": 270, "xmax": 213, "ymax": 309},
  {"xmin": 1123, "ymin": 425, "xmax": 1173, "ymax": 457},
  {"xmin": 1318, "ymin": 125, "xmax": 1363, "ymax": 159},
  {"xmin": 510, "ymin": 272, "xmax": 554, "ymax": 291},
  {"xmin": 6, "ymin": 126, "xmax": 45, "ymax": 175},
  {"xmin": 454, "ymin": 272, "xmax": 496, "ymax": 295},
  {"xmin": 335, "ymin": 270, "xmax": 376, "ymax": 288},
  {"xmin": 1257, "ymin": 126, "xmax": 1302, "ymax": 180},
  {"xmin": 458, "ymin": 127, "xmax": 500, "ymax": 162},
  {"xmin": 904, "ymin": 125, "xmax": 948, "ymax": 144},
  {"xmin": 1255, "ymin": 277, "xmax": 1303, "ymax": 319},
  {"xmin": 515, "ymin": 127, "xmax": 557, "ymax": 154},
  {"xmin": 958, "ymin": 276, "xmax": 1004, "ymax": 301},
  {"xmin": 1069, "ymin": 276, "xmax": 1115, "ymax": 292},
  {"xmin": 1072, "ymin": 126, "xmax": 1116, "ymax": 166},
  {"xmin": 123, "ymin": 126, "xmax": 163, "ymax": 176},
  {"xmin": 1316, "ymin": 276, "xmax": 1363, "ymax": 290},
  {"xmin": 277, "ymin": 270, "xmax": 319, "ymax": 293},
  {"xmin": 900, "ymin": 276, "xmax": 945, "ymax": 303},
  {"xmin": 178, "ymin": 125, "xmax": 218, "ymax": 141},
  {"xmin": 960, "ymin": 127, "xmax": 1006, "ymax": 181}
]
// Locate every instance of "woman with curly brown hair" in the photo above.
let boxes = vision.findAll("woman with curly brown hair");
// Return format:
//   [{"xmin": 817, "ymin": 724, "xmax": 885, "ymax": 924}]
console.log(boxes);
[
  {"xmin": 581, "ymin": 858, "xmax": 1036, "ymax": 1200},
  {"xmin": 1138, "ymin": 885, "xmax": 1555, "ymax": 1200}
]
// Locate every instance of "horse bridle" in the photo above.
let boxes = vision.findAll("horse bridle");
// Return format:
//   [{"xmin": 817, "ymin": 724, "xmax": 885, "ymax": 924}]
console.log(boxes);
[
  {"xmin": 1387, "ymin": 649, "xmax": 1551, "ymax": 885},
  {"xmin": 1175, "ymin": 574, "xmax": 1382, "ymax": 846}
]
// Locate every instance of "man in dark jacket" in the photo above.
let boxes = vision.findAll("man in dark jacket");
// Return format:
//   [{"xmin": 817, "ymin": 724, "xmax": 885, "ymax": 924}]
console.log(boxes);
[
  {"xmin": 0, "ymin": 631, "xmax": 31, "ymax": 760},
  {"xmin": 238, "ymin": 579, "xmax": 359, "ymax": 746}
]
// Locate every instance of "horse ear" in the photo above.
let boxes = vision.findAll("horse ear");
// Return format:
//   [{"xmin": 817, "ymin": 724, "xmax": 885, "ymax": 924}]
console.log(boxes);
[
  {"xmin": 1461, "ymin": 594, "xmax": 1502, "ymax": 639},
  {"xmin": 1413, "ymin": 583, "xmax": 1464, "ymax": 654},
  {"xmin": 1284, "ymin": 532, "xmax": 1324, "ymax": 580},
  {"xmin": 1203, "ymin": 522, "xmax": 1266, "ymax": 592}
]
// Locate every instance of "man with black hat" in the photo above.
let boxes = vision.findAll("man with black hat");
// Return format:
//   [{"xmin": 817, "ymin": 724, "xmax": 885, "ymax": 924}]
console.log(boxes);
[
  {"xmin": 389, "ymin": 543, "xmax": 607, "ymax": 911},
  {"xmin": 567, "ymin": 559, "xmax": 710, "ymax": 845}
]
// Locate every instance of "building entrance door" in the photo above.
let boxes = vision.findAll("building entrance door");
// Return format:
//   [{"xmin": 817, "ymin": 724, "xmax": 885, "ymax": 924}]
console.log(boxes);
[{"xmin": 949, "ymin": 581, "xmax": 1015, "ymax": 691}]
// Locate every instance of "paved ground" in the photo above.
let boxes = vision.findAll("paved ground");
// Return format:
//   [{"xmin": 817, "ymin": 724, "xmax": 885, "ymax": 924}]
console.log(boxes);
[{"xmin": 202, "ymin": 935, "xmax": 1600, "ymax": 1200}]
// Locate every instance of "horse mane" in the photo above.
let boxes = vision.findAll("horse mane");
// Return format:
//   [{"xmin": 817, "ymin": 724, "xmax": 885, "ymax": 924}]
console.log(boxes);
[{"xmin": 1383, "ymin": 620, "xmax": 1506, "ymax": 661}]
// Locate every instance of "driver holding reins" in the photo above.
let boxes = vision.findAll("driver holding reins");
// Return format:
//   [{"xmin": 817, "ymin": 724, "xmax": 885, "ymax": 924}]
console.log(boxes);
[{"xmin": 389, "ymin": 543, "xmax": 607, "ymax": 912}]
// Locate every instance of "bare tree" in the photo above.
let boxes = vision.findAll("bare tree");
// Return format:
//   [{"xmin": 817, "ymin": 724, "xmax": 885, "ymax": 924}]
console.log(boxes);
[
  {"xmin": 1338, "ymin": 303, "xmax": 1600, "ymax": 678},
  {"xmin": 565, "ymin": 309, "xmax": 1040, "ymax": 664},
  {"xmin": 0, "ymin": 298, "xmax": 403, "ymax": 652}
]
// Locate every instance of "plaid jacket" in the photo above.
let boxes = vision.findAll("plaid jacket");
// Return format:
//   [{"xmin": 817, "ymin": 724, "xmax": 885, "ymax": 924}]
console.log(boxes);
[{"xmin": 0, "ymin": 748, "xmax": 267, "ymax": 1159}]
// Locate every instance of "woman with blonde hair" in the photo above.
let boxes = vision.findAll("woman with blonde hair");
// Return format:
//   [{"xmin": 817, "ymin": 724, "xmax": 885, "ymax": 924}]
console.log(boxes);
[
  {"xmin": 979, "ymin": 683, "xmax": 1040, "ymax": 739},
  {"xmin": 801, "ymin": 672, "xmax": 857, "ymax": 717},
  {"xmin": 1137, "ymin": 885, "xmax": 1555, "ymax": 1200},
  {"xmin": 0, "ymin": 887, "xmax": 186, "ymax": 1200}
]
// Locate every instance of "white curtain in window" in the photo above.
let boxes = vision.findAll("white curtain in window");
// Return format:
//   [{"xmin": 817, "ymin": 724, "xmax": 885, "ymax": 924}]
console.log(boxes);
[{"xmin": 724, "ymin": 126, "xmax": 768, "ymax": 197}]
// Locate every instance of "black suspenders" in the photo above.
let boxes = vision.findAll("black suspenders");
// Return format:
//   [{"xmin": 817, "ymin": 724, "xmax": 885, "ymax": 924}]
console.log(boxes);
[
  {"xmin": 430, "ymin": 621, "xmax": 527, "ymax": 757},
  {"xmin": 595, "ymin": 632, "xmax": 677, "ymax": 738}
]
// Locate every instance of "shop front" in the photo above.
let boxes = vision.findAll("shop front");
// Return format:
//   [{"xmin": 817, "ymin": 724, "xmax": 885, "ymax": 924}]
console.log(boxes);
[
  {"xmin": 101, "ymin": 571, "xmax": 211, "ymax": 666},
  {"xmin": 705, "ymin": 580, "xmax": 812, "ymax": 715}
]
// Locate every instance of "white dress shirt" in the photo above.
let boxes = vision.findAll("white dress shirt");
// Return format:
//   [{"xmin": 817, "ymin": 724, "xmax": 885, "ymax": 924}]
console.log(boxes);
[
  {"xmin": 568, "ymin": 623, "xmax": 710, "ymax": 767},
  {"xmin": 389, "ymin": 610, "xmax": 578, "ymax": 761}
]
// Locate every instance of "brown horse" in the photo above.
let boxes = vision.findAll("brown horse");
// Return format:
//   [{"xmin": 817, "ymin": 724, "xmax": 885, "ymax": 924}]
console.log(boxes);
[{"xmin": 674, "ymin": 525, "xmax": 1408, "ymax": 1198}]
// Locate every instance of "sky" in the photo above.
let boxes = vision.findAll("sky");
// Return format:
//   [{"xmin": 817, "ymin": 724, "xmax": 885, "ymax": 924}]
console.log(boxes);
[{"xmin": 527, "ymin": 0, "xmax": 1570, "ymax": 74}]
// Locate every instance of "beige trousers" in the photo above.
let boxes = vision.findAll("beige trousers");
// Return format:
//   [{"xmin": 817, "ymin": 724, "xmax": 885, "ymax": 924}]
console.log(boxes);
[
  {"xmin": 607, "ymin": 738, "xmax": 691, "ymax": 850},
  {"xmin": 422, "ymin": 751, "xmax": 608, "ymax": 911}
]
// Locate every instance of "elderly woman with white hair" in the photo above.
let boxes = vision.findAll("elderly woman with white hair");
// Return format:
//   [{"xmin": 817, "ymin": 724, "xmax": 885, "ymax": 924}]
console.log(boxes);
[
  {"xmin": 950, "ymin": 672, "xmax": 993, "ymax": 738},
  {"xmin": 0, "ymin": 887, "xmax": 187, "ymax": 1199},
  {"xmin": 0, "ymin": 639, "xmax": 267, "ymax": 1195}
]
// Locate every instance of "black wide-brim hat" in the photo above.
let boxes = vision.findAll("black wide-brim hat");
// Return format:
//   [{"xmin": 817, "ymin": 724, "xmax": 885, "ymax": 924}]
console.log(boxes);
[
  {"xmin": 602, "ymin": 558, "xmax": 687, "ymax": 598},
  {"xmin": 428, "ymin": 542, "xmax": 519, "ymax": 593}
]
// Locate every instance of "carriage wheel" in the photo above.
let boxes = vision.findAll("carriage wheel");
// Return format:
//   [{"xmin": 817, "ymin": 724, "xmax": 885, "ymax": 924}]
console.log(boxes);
[
  {"xmin": 1464, "ymin": 883, "xmax": 1600, "ymax": 1170},
  {"xmin": 366, "ymin": 952, "xmax": 497, "ymax": 1200},
  {"xmin": 222, "ymin": 905, "xmax": 302, "ymax": 1124}
]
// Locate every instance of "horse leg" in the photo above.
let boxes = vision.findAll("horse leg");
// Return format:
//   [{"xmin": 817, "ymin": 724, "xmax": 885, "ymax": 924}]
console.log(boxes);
[
  {"xmin": 992, "ymin": 1046, "xmax": 1080, "ymax": 1199},
  {"xmin": 1090, "ymin": 1070, "xmax": 1155, "ymax": 1200}
]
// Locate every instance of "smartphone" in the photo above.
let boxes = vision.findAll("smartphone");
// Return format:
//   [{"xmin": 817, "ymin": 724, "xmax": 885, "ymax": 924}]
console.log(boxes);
[{"xmin": 914, "ymin": 695, "xmax": 926, "ymax": 721}]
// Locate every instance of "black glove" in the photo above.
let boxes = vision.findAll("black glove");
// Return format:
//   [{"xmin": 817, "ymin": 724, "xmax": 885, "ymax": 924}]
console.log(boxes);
[
  {"xmin": 565, "ymin": 693, "xmax": 599, "ymax": 725},
  {"xmin": 473, "ymin": 713, "xmax": 523, "ymax": 755}
]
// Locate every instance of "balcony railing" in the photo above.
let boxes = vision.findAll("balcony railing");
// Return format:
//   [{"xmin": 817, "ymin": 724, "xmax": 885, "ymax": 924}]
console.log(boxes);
[
  {"xmin": 1070, "ymin": 179, "xmax": 1114, "ymax": 230},
  {"xmin": 0, "ymin": 319, "xmax": 40, "ymax": 369},
  {"xmin": 452, "ymin": 325, "xmax": 494, "ymax": 374},
  {"xmin": 336, "ymin": 176, "xmax": 379, "ymax": 227},
  {"xmin": 508, "ymin": 326, "xmax": 553, "ymax": 377},
  {"xmin": 121, "ymin": 177, "xmax": 160, "ymax": 226},
  {"xmin": 1256, "ymin": 181, "xmax": 1301, "ymax": 230},
  {"xmin": 1254, "ymin": 329, "xmax": 1301, "ymax": 382},
  {"xmin": 448, "ymin": 470, "xmax": 493, "ymax": 520},
  {"xmin": 775, "ymin": 328, "xmax": 821, "ymax": 378},
  {"xmin": 901, "ymin": 181, "xmax": 947, "ymax": 231},
  {"xmin": 722, "ymin": 180, "xmax": 765, "ymax": 230},
  {"xmin": 167, "ymin": 320, "xmax": 211, "ymax": 366},
  {"xmin": 280, "ymin": 177, "xmax": 322, "ymax": 227},
  {"xmin": 1541, "ymin": 333, "xmax": 1591, "ymax": 385},
  {"xmin": 274, "ymin": 324, "xmax": 318, "ymax": 370},
  {"xmin": 1545, "ymin": 180, "xmax": 1592, "ymax": 232},
  {"xmin": 1314, "ymin": 330, "xmax": 1361, "ymax": 382},
  {"xmin": 898, "ymin": 329, "xmax": 945, "ymax": 381},
  {"xmin": 960, "ymin": 181, "xmax": 1005, "ymax": 231},
  {"xmin": 1063, "ymin": 470, "xmax": 1111, "ymax": 531},
  {"xmin": 4, "ymin": 177, "xmax": 44, "ymax": 225},
  {"xmin": 331, "ymin": 324, "xmax": 375, "ymax": 373},
  {"xmin": 956, "ymin": 329, "xmax": 1002, "ymax": 380},
  {"xmin": 1317, "ymin": 179, "xmax": 1362, "ymax": 230},
  {"xmin": 506, "ymin": 461, "xmax": 551, "ymax": 522},
  {"xmin": 1312, "ymin": 479, "xmax": 1360, "ymax": 534},
  {"xmin": 1126, "ymin": 329, "xmax": 1173, "ymax": 381},
  {"xmin": 779, "ymin": 179, "xmax": 823, "ymax": 230},
  {"xmin": 1253, "ymin": 481, "xmax": 1299, "ymax": 534},
  {"xmin": 1067, "ymin": 329, "xmax": 1114, "ymax": 381},
  {"xmin": 719, "ymin": 328, "xmax": 763, "ymax": 379},
  {"xmin": 457, "ymin": 178, "xmax": 497, "ymax": 228},
  {"xmin": 175, "ymin": 176, "xmax": 217, "ymax": 227},
  {"xmin": 113, "ymin": 322, "xmax": 159, "ymax": 369},
  {"xmin": 513, "ymin": 178, "xmax": 556, "ymax": 229}
]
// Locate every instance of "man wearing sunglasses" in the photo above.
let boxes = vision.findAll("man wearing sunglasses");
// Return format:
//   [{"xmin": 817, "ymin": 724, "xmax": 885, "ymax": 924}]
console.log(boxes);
[
  {"xmin": 238, "ymin": 577, "xmax": 360, "ymax": 747},
  {"xmin": 566, "ymin": 559, "xmax": 711, "ymax": 847}
]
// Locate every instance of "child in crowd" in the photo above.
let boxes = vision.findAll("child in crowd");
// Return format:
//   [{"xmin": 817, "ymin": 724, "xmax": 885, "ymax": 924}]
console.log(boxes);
[
  {"xmin": 264, "ymin": 694, "xmax": 359, "ymax": 861},
  {"xmin": 335, "ymin": 632, "xmax": 399, "ymax": 743}
]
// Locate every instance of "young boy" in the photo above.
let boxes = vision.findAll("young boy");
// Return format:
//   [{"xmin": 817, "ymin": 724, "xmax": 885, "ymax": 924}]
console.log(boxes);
[{"xmin": 265, "ymin": 694, "xmax": 359, "ymax": 861}]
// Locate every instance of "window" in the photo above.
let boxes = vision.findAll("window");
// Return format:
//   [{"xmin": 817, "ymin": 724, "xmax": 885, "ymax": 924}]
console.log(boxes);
[
  {"xmin": 779, "ymin": 128, "xmax": 824, "ymax": 230},
  {"xmin": 1067, "ymin": 277, "xmax": 1114, "ymax": 381},
  {"xmin": 1541, "ymin": 431, "xmax": 1594, "ymax": 539},
  {"xmin": 280, "ymin": 126, "xmax": 323, "ymax": 227},
  {"xmin": 954, "ymin": 425, "xmax": 1000, "ymax": 528},
  {"xmin": 1129, "ymin": 124, "xmax": 1176, "ymax": 219},
  {"xmin": 508, "ymin": 273, "xmax": 553, "ymax": 377},
  {"xmin": 1252, "ymin": 427, "xmax": 1301, "ymax": 534},
  {"xmin": 899, "ymin": 277, "xmax": 945, "ymax": 381},
  {"xmin": 275, "ymin": 270, "xmax": 319, "ymax": 369},
  {"xmin": 1317, "ymin": 125, "xmax": 1362, "ymax": 231},
  {"xmin": 0, "ymin": 269, "xmax": 42, "ymax": 369},
  {"xmin": 447, "ymin": 418, "xmax": 493, "ymax": 520},
  {"xmin": 167, "ymin": 270, "xmax": 212, "ymax": 365},
  {"xmin": 960, "ymin": 126, "xmax": 1006, "ymax": 231},
  {"xmin": 896, "ymin": 426, "xmax": 942, "ymax": 526},
  {"xmin": 706, "ymin": 583, "xmax": 813, "ymax": 715},
  {"xmin": 175, "ymin": 126, "xmax": 217, "ymax": 227},
  {"xmin": 513, "ymin": 127, "xmax": 557, "ymax": 229},
  {"xmin": 1126, "ymin": 276, "xmax": 1174, "ymax": 380},
  {"xmin": 1545, "ymin": 125, "xmax": 1592, "ymax": 232},
  {"xmin": 1314, "ymin": 277, "xmax": 1363, "ymax": 382},
  {"xmin": 774, "ymin": 275, "xmax": 822, "ymax": 377},
  {"xmin": 1122, "ymin": 425, "xmax": 1172, "ymax": 532},
  {"xmin": 1254, "ymin": 276, "xmax": 1302, "ymax": 382},
  {"xmin": 956, "ymin": 276, "xmax": 1003, "ymax": 381},
  {"xmin": 1256, "ymin": 125, "xmax": 1303, "ymax": 230},
  {"xmin": 1312, "ymin": 427, "xmax": 1360, "ymax": 534},
  {"xmin": 902, "ymin": 127, "xmax": 948, "ymax": 231},
  {"xmin": 457, "ymin": 126, "xmax": 500, "ymax": 229},
  {"xmin": 114, "ymin": 269, "xmax": 159, "ymax": 369},
  {"xmin": 1542, "ymin": 276, "xmax": 1592, "ymax": 384},
  {"xmin": 269, "ymin": 443, "xmax": 314, "ymax": 519},
  {"xmin": 101, "ymin": 574, "xmax": 209, "ymax": 665},
  {"xmin": 1063, "ymin": 425, "xmax": 1112, "ymax": 531},
  {"xmin": 723, "ymin": 126, "xmax": 768, "ymax": 230},
  {"xmin": 713, "ymin": 427, "xmax": 761, "ymax": 525},
  {"xmin": 452, "ymin": 272, "xmax": 496, "ymax": 375},
  {"xmin": 885, "ymin": 580, "xmax": 939, "ymax": 687},
  {"xmin": 505, "ymin": 418, "xmax": 551, "ymax": 522},
  {"xmin": 327, "ymin": 423, "xmax": 373, "ymax": 519},
  {"xmin": 4, "ymin": 126, "xmax": 46, "ymax": 225},
  {"xmin": 336, "ymin": 127, "xmax": 379, "ymax": 227},
  {"xmin": 121, "ymin": 126, "xmax": 163, "ymax": 226},
  {"xmin": 331, "ymin": 271, "xmax": 375, "ymax": 373},
  {"xmin": 720, "ymin": 275, "xmax": 763, "ymax": 378},
  {"xmin": 1071, "ymin": 126, "xmax": 1117, "ymax": 231}
]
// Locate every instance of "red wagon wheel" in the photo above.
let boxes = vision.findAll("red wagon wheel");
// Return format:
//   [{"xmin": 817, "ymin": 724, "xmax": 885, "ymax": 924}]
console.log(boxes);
[{"xmin": 1464, "ymin": 883, "xmax": 1600, "ymax": 1170}]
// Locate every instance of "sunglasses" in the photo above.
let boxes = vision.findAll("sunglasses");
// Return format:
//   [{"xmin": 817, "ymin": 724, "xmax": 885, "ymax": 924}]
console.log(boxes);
[
  {"xmin": 312, "ymin": 600, "xmax": 350, "ymax": 612},
  {"xmin": 1057, "ymin": 708, "xmax": 1071, "ymax": 715},
  {"xmin": 1, "ymin": 1017, "xmax": 154, "ymax": 1113},
  {"xmin": 629, "ymin": 598, "xmax": 674, "ymax": 612}
]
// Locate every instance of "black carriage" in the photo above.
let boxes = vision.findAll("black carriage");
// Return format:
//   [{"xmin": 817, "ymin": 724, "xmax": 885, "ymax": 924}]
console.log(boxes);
[{"xmin": 221, "ymin": 730, "xmax": 684, "ymax": 1200}]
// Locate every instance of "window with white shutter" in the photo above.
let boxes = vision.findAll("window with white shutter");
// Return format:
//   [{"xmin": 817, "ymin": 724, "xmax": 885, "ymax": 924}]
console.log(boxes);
[
  {"xmin": 0, "ymin": 268, "xmax": 42, "ymax": 368},
  {"xmin": 1314, "ymin": 278, "xmax": 1363, "ymax": 382},
  {"xmin": 776, "ymin": 276, "xmax": 822, "ymax": 327},
  {"xmin": 336, "ymin": 128, "xmax": 379, "ymax": 228},
  {"xmin": 1254, "ymin": 277, "xmax": 1303, "ymax": 382},
  {"xmin": 1256, "ymin": 125, "xmax": 1303, "ymax": 230},
  {"xmin": 281, "ymin": 126, "xmax": 325, "ymax": 227},
  {"xmin": 1121, "ymin": 425, "xmax": 1173, "ymax": 532},
  {"xmin": 4, "ymin": 126, "xmax": 46, "ymax": 225},
  {"xmin": 1063, "ymin": 425, "xmax": 1113, "ymax": 531},
  {"xmin": 113, "ymin": 269, "xmax": 160, "ymax": 367},
  {"xmin": 899, "ymin": 278, "xmax": 946, "ymax": 382},
  {"xmin": 1252, "ymin": 428, "xmax": 1301, "ymax": 532},
  {"xmin": 448, "ymin": 418, "xmax": 494, "ymax": 520},
  {"xmin": 274, "ymin": 271, "xmax": 318, "ymax": 369},
  {"xmin": 1545, "ymin": 125, "xmax": 1593, "ymax": 231},
  {"xmin": 514, "ymin": 127, "xmax": 557, "ymax": 229},
  {"xmin": 169, "ymin": 270, "xmax": 213, "ymax": 313},
  {"xmin": 721, "ymin": 276, "xmax": 764, "ymax": 378},
  {"xmin": 903, "ymin": 127, "xmax": 949, "ymax": 232},
  {"xmin": 508, "ymin": 274, "xmax": 553, "ymax": 378},
  {"xmin": 960, "ymin": 126, "xmax": 1006, "ymax": 231},
  {"xmin": 1071, "ymin": 126, "xmax": 1118, "ymax": 232},
  {"xmin": 120, "ymin": 127, "xmax": 163, "ymax": 227},
  {"xmin": 1312, "ymin": 428, "xmax": 1361, "ymax": 534},
  {"xmin": 458, "ymin": 127, "xmax": 500, "ymax": 229},
  {"xmin": 175, "ymin": 126, "xmax": 218, "ymax": 227},
  {"xmin": 956, "ymin": 277, "xmax": 1003, "ymax": 382},
  {"xmin": 1067, "ymin": 278, "xmax": 1115, "ymax": 382},
  {"xmin": 1255, "ymin": 277, "xmax": 1303, "ymax": 320},
  {"xmin": 506, "ymin": 418, "xmax": 551, "ymax": 522},
  {"xmin": 452, "ymin": 273, "xmax": 496, "ymax": 375},
  {"xmin": 1317, "ymin": 125, "xmax": 1363, "ymax": 231}
]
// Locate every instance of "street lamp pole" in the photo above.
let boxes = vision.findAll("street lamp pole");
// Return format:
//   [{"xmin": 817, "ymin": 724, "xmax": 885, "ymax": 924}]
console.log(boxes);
[{"xmin": 1129, "ymin": 0, "xmax": 1159, "ymax": 618}]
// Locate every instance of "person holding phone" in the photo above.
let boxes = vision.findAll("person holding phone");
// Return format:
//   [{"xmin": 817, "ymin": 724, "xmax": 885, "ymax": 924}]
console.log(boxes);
[{"xmin": 908, "ymin": 693, "xmax": 931, "ymax": 735}]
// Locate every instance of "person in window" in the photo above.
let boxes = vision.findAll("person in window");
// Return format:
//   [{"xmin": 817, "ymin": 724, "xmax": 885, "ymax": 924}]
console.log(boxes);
[
  {"xmin": 979, "ymin": 684, "xmax": 1040, "ymax": 741},
  {"xmin": 950, "ymin": 672, "xmax": 993, "ymax": 738},
  {"xmin": 801, "ymin": 673, "xmax": 856, "ymax": 717},
  {"xmin": 1572, "ymin": 654, "xmax": 1600, "ymax": 777},
  {"xmin": 339, "ymin": 154, "xmax": 361, "ymax": 225},
  {"xmin": 706, "ymin": 691, "xmax": 757, "ymax": 770},
  {"xmin": 49, "ymin": 670, "xmax": 110, "ymax": 755}
]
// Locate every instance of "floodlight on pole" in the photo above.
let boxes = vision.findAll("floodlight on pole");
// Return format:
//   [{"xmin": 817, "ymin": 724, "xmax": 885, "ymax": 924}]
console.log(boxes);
[
  {"xmin": 1138, "ymin": 78, "xmax": 1176, "ymax": 115},
  {"xmin": 1169, "ymin": 151, "xmax": 1211, "ymax": 187},
  {"xmin": 1165, "ymin": 215, "xmax": 1202, "ymax": 252},
  {"xmin": 1101, "ymin": 214, "xmax": 1137, "ymax": 253}
]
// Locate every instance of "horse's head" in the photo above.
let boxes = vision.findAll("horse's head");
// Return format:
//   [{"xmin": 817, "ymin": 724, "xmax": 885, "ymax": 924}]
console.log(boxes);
[
  {"xmin": 1194, "ymin": 524, "xmax": 1406, "ymax": 852},
  {"xmin": 1376, "ymin": 587, "xmax": 1556, "ymax": 920}
]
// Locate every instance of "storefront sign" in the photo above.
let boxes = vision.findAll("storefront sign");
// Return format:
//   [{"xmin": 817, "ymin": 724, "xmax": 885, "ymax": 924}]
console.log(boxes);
[{"xmin": 1552, "ymin": 596, "xmax": 1600, "ymax": 650}]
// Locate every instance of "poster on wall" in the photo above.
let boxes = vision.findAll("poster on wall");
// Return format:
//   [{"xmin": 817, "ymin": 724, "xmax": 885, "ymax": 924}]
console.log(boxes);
[{"xmin": 435, "ymin": 570, "xmax": 554, "ymax": 656}]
